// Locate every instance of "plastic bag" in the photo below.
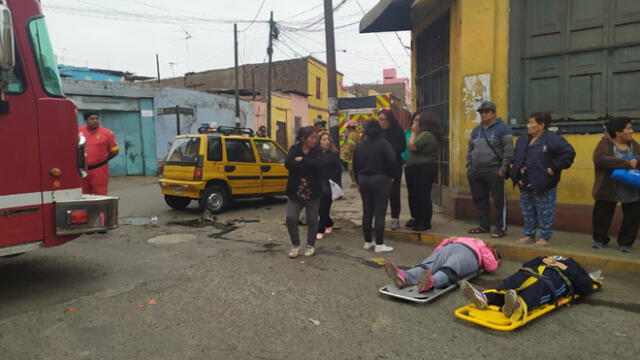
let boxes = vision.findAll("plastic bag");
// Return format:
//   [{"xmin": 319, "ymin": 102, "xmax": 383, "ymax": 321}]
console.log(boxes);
[
  {"xmin": 330, "ymin": 179, "xmax": 344, "ymax": 200},
  {"xmin": 611, "ymin": 169, "xmax": 640, "ymax": 189}
]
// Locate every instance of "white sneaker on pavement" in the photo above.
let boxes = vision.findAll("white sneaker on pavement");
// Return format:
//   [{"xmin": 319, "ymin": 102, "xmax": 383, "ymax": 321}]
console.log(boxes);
[
  {"xmin": 363, "ymin": 242, "xmax": 375, "ymax": 250},
  {"xmin": 304, "ymin": 245, "xmax": 315, "ymax": 257},
  {"xmin": 288, "ymin": 247, "xmax": 300, "ymax": 258},
  {"xmin": 374, "ymin": 244, "xmax": 394, "ymax": 253}
]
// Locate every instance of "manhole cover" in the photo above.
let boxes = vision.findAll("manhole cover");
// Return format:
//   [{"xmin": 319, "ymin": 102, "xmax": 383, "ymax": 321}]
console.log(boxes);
[{"xmin": 147, "ymin": 234, "xmax": 197, "ymax": 245}]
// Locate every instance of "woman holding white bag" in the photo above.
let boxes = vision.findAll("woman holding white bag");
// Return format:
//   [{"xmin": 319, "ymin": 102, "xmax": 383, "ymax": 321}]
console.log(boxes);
[{"xmin": 316, "ymin": 131, "xmax": 343, "ymax": 240}]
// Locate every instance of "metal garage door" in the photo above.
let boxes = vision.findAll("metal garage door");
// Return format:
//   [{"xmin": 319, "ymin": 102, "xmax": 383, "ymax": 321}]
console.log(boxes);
[
  {"xmin": 510, "ymin": 0, "xmax": 640, "ymax": 125},
  {"xmin": 415, "ymin": 11, "xmax": 450, "ymax": 204},
  {"xmin": 101, "ymin": 111, "xmax": 145, "ymax": 176}
]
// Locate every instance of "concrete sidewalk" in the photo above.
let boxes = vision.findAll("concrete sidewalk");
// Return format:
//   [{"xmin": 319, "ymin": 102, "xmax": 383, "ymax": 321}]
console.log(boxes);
[{"xmin": 337, "ymin": 179, "xmax": 640, "ymax": 277}]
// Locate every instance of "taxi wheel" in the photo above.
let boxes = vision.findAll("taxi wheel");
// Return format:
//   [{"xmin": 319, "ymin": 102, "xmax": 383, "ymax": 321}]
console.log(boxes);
[
  {"xmin": 199, "ymin": 185, "xmax": 228, "ymax": 214},
  {"xmin": 164, "ymin": 195, "xmax": 191, "ymax": 210}
]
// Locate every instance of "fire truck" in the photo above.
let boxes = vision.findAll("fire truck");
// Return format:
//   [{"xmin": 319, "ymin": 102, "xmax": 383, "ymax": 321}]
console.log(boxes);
[{"xmin": 0, "ymin": 0, "xmax": 118, "ymax": 256}]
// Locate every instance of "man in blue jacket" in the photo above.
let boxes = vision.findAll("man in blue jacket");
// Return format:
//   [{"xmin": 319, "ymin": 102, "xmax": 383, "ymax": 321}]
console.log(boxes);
[{"xmin": 466, "ymin": 101, "xmax": 514, "ymax": 238}]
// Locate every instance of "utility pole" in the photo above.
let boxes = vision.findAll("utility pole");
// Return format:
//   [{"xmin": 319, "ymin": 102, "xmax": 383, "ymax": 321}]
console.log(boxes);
[
  {"xmin": 175, "ymin": 105, "xmax": 181, "ymax": 136},
  {"xmin": 266, "ymin": 11, "xmax": 274, "ymax": 139},
  {"xmin": 155, "ymin": 54, "xmax": 161, "ymax": 83},
  {"xmin": 234, "ymin": 23, "xmax": 241, "ymax": 128},
  {"xmin": 324, "ymin": 0, "xmax": 339, "ymax": 144}
]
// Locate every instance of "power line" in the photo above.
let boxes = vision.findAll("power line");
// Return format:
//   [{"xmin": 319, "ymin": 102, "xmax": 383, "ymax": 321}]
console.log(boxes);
[
  {"xmin": 395, "ymin": 32, "xmax": 411, "ymax": 57},
  {"xmin": 238, "ymin": 0, "xmax": 267, "ymax": 32},
  {"xmin": 354, "ymin": 0, "xmax": 408, "ymax": 77}
]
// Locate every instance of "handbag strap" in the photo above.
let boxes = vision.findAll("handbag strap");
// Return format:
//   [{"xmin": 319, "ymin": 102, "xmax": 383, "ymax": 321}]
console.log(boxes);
[{"xmin": 480, "ymin": 128, "xmax": 502, "ymax": 163}]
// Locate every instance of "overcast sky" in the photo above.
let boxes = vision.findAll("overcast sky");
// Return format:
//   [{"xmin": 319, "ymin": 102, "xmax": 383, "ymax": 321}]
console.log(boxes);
[{"xmin": 42, "ymin": 0, "xmax": 411, "ymax": 85}]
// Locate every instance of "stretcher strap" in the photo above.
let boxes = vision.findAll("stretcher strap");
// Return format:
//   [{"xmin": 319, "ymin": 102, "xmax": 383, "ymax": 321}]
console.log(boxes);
[
  {"xmin": 547, "ymin": 266, "xmax": 576, "ymax": 305},
  {"xmin": 518, "ymin": 266, "xmax": 558, "ymax": 305}
]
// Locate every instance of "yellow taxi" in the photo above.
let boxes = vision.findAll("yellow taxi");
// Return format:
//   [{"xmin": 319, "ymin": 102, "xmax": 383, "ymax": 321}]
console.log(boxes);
[{"xmin": 158, "ymin": 126, "xmax": 288, "ymax": 213}]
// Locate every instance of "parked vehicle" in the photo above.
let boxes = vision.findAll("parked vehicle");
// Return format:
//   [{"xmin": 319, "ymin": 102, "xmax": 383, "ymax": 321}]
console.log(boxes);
[
  {"xmin": 159, "ymin": 126, "xmax": 288, "ymax": 214},
  {"xmin": 0, "ymin": 0, "xmax": 118, "ymax": 257}
]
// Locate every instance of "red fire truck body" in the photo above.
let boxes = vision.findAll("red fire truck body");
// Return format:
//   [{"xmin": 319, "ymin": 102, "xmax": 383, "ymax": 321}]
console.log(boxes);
[{"xmin": 0, "ymin": 0, "xmax": 118, "ymax": 256}]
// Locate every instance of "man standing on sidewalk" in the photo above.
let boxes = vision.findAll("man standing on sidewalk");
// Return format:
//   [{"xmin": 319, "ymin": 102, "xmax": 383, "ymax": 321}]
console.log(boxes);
[
  {"xmin": 79, "ymin": 112, "xmax": 120, "ymax": 195},
  {"xmin": 466, "ymin": 101, "xmax": 514, "ymax": 238}
]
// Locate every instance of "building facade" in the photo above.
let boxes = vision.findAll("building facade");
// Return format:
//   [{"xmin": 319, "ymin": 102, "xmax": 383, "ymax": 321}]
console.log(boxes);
[
  {"xmin": 155, "ymin": 56, "xmax": 346, "ymax": 138},
  {"xmin": 63, "ymin": 80, "xmax": 257, "ymax": 176},
  {"xmin": 345, "ymin": 68, "xmax": 411, "ymax": 107},
  {"xmin": 361, "ymin": 0, "xmax": 640, "ymax": 234}
]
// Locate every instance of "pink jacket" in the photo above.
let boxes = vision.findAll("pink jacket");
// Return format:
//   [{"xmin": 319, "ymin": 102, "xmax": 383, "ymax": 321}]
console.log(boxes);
[{"xmin": 433, "ymin": 237, "xmax": 499, "ymax": 272}]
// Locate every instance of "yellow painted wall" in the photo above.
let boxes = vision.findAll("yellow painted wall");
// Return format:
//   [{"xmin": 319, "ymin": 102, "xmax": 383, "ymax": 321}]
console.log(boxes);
[
  {"xmin": 447, "ymin": 0, "xmax": 510, "ymax": 190},
  {"xmin": 411, "ymin": 0, "xmax": 640, "ymax": 207},
  {"xmin": 307, "ymin": 57, "xmax": 347, "ymax": 124},
  {"xmin": 412, "ymin": 0, "xmax": 509, "ymax": 189}
]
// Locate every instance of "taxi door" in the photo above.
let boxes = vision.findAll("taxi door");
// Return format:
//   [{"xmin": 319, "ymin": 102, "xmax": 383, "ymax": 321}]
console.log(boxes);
[
  {"xmin": 253, "ymin": 139, "xmax": 288, "ymax": 194},
  {"xmin": 222, "ymin": 137, "xmax": 262, "ymax": 195}
]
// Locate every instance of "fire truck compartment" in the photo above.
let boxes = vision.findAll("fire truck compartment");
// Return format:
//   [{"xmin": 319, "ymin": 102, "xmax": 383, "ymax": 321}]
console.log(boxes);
[{"xmin": 55, "ymin": 195, "xmax": 119, "ymax": 235}]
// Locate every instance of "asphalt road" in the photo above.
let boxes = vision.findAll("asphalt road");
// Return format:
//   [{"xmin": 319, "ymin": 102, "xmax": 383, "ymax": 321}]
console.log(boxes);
[{"xmin": 1, "ymin": 178, "xmax": 639, "ymax": 359}]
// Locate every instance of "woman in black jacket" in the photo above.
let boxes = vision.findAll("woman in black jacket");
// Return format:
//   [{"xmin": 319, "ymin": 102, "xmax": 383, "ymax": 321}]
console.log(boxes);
[
  {"xmin": 316, "ymin": 131, "xmax": 342, "ymax": 240},
  {"xmin": 378, "ymin": 109, "xmax": 406, "ymax": 230},
  {"xmin": 353, "ymin": 120, "xmax": 399, "ymax": 253},
  {"xmin": 285, "ymin": 126, "xmax": 321, "ymax": 258},
  {"xmin": 509, "ymin": 112, "xmax": 575, "ymax": 247}
]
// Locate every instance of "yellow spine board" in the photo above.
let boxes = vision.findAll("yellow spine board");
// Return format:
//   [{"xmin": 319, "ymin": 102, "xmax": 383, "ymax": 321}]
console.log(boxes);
[{"xmin": 454, "ymin": 281, "xmax": 602, "ymax": 331}]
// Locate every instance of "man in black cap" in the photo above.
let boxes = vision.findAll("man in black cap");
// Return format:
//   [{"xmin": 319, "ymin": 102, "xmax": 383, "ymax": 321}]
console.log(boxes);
[
  {"xmin": 255, "ymin": 125, "xmax": 268, "ymax": 138},
  {"xmin": 466, "ymin": 101, "xmax": 514, "ymax": 238},
  {"xmin": 314, "ymin": 118, "xmax": 328, "ymax": 131}
]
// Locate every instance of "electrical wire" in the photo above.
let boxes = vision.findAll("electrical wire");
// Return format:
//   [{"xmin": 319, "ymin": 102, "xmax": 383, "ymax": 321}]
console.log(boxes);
[
  {"xmin": 354, "ymin": 0, "xmax": 408, "ymax": 77},
  {"xmin": 238, "ymin": 0, "xmax": 267, "ymax": 32}
]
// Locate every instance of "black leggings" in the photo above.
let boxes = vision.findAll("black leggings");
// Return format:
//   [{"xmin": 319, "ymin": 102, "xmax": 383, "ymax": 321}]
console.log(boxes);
[
  {"xmin": 406, "ymin": 163, "xmax": 438, "ymax": 228},
  {"xmin": 318, "ymin": 190, "xmax": 334, "ymax": 234},
  {"xmin": 359, "ymin": 174, "xmax": 390, "ymax": 244},
  {"xmin": 388, "ymin": 165, "xmax": 403, "ymax": 219},
  {"xmin": 592, "ymin": 200, "xmax": 640, "ymax": 247}
]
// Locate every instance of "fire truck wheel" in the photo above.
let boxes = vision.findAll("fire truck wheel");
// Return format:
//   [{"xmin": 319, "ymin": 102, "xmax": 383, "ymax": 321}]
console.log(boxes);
[
  {"xmin": 199, "ymin": 185, "xmax": 228, "ymax": 214},
  {"xmin": 164, "ymin": 195, "xmax": 191, "ymax": 210}
]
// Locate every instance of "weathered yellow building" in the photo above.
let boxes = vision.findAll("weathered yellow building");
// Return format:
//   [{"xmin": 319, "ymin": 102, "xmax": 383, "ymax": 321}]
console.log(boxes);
[
  {"xmin": 361, "ymin": 0, "xmax": 640, "ymax": 233},
  {"xmin": 306, "ymin": 56, "xmax": 348, "ymax": 123}
]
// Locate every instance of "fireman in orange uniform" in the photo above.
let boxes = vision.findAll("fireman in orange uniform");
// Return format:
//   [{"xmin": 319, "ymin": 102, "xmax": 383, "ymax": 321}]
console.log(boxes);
[{"xmin": 79, "ymin": 112, "xmax": 120, "ymax": 195}]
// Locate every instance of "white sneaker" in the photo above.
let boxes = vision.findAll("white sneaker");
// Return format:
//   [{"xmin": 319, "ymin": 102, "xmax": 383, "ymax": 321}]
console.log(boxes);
[
  {"xmin": 363, "ymin": 242, "xmax": 375, "ymax": 250},
  {"xmin": 374, "ymin": 244, "xmax": 394, "ymax": 253},
  {"xmin": 288, "ymin": 247, "xmax": 300, "ymax": 258},
  {"xmin": 390, "ymin": 218, "xmax": 400, "ymax": 230},
  {"xmin": 304, "ymin": 245, "xmax": 315, "ymax": 257}
]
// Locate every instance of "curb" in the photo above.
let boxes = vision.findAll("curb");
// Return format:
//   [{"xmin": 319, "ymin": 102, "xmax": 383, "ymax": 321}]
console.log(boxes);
[{"xmin": 385, "ymin": 230, "xmax": 640, "ymax": 277}]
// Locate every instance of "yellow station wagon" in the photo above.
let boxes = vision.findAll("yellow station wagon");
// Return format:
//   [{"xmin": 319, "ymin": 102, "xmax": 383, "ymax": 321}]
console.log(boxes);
[{"xmin": 159, "ymin": 126, "xmax": 288, "ymax": 213}]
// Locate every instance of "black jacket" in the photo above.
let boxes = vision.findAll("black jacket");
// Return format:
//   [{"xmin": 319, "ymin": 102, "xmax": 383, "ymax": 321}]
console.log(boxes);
[
  {"xmin": 317, "ymin": 149, "xmax": 342, "ymax": 188},
  {"xmin": 521, "ymin": 256, "xmax": 595, "ymax": 297},
  {"xmin": 382, "ymin": 126, "xmax": 406, "ymax": 163},
  {"xmin": 353, "ymin": 136, "xmax": 398, "ymax": 179},
  {"xmin": 285, "ymin": 144, "xmax": 322, "ymax": 200},
  {"xmin": 510, "ymin": 130, "xmax": 576, "ymax": 194}
]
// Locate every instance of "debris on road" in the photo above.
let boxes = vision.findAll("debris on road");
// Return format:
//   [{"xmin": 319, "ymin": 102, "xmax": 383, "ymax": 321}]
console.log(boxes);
[
  {"xmin": 308, "ymin": 318, "xmax": 320, "ymax": 326},
  {"xmin": 147, "ymin": 234, "xmax": 197, "ymax": 245}
]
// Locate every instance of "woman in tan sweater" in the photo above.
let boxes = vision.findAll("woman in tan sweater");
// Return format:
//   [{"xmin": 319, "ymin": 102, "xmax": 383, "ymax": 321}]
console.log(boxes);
[{"xmin": 592, "ymin": 117, "xmax": 640, "ymax": 252}]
